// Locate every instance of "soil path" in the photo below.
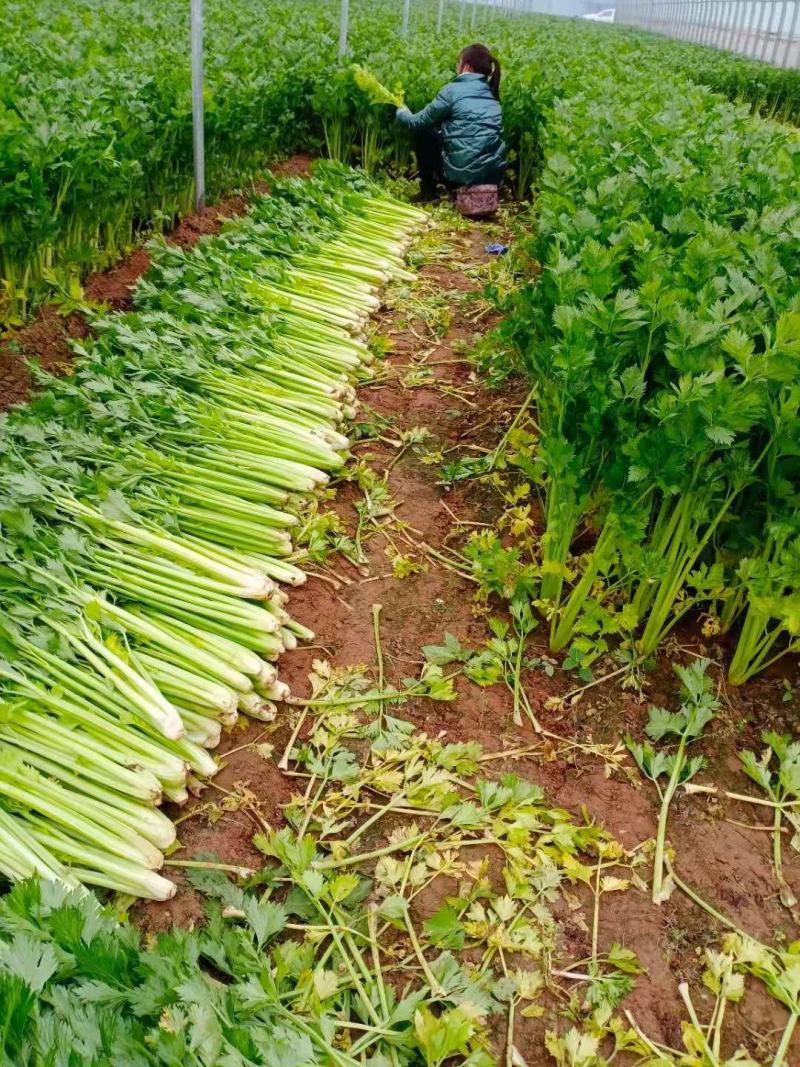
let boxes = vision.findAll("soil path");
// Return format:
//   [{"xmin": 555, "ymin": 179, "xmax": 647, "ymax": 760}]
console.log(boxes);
[{"xmin": 143, "ymin": 211, "xmax": 799, "ymax": 1064}]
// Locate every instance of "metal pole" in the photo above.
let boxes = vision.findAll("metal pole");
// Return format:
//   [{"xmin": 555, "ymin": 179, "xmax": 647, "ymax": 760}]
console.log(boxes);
[
  {"xmin": 756, "ymin": 0, "xmax": 771, "ymax": 57},
  {"xmin": 688, "ymin": 0, "xmax": 699, "ymax": 39},
  {"xmin": 726, "ymin": 0, "xmax": 742, "ymax": 49},
  {"xmin": 764, "ymin": 0, "xmax": 777, "ymax": 58},
  {"xmin": 338, "ymin": 0, "xmax": 350, "ymax": 58},
  {"xmin": 674, "ymin": 0, "xmax": 684, "ymax": 38},
  {"xmin": 688, "ymin": 0, "xmax": 701, "ymax": 40},
  {"xmin": 744, "ymin": 0, "xmax": 761, "ymax": 56},
  {"xmin": 716, "ymin": 0, "xmax": 726, "ymax": 44},
  {"xmin": 701, "ymin": 0, "xmax": 714, "ymax": 43},
  {"xmin": 725, "ymin": 0, "xmax": 745, "ymax": 51},
  {"xmin": 769, "ymin": 0, "xmax": 789, "ymax": 63},
  {"xmin": 679, "ymin": 0, "xmax": 693, "ymax": 40},
  {"xmin": 712, "ymin": 0, "xmax": 724, "ymax": 43},
  {"xmin": 699, "ymin": 0, "xmax": 711, "ymax": 41},
  {"xmin": 780, "ymin": 0, "xmax": 800, "ymax": 66},
  {"xmin": 723, "ymin": 0, "xmax": 733, "ymax": 46},
  {"xmin": 471, "ymin": 0, "xmax": 477, "ymax": 29},
  {"xmin": 459, "ymin": 0, "xmax": 465, "ymax": 30},
  {"xmin": 437, "ymin": 0, "xmax": 445, "ymax": 33},
  {"xmin": 190, "ymin": 0, "xmax": 205, "ymax": 212},
  {"xmin": 713, "ymin": 0, "xmax": 724, "ymax": 44},
  {"xmin": 768, "ymin": 0, "xmax": 782, "ymax": 58},
  {"xmin": 734, "ymin": 0, "xmax": 752, "ymax": 51},
  {"xmin": 676, "ymin": 0, "xmax": 685, "ymax": 38},
  {"xmin": 667, "ymin": 0, "xmax": 677, "ymax": 36},
  {"xmin": 753, "ymin": 0, "xmax": 767, "ymax": 58},
  {"xmin": 700, "ymin": 0, "xmax": 712, "ymax": 42}
]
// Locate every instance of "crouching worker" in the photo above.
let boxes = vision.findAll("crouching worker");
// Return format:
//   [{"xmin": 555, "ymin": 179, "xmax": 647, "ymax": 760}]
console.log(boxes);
[{"xmin": 396, "ymin": 43, "xmax": 507, "ymax": 214}]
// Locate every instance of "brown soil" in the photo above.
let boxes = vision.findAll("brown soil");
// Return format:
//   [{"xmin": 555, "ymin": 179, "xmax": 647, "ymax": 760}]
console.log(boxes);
[
  {"xmin": 0, "ymin": 154, "xmax": 316, "ymax": 416},
  {"xmin": 269, "ymin": 152, "xmax": 316, "ymax": 179},
  {"xmin": 138, "ymin": 215, "xmax": 799, "ymax": 1062}
]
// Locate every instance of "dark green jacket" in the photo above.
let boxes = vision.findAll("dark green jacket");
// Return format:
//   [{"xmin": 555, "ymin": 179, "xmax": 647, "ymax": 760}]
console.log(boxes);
[{"xmin": 397, "ymin": 72, "xmax": 507, "ymax": 187}]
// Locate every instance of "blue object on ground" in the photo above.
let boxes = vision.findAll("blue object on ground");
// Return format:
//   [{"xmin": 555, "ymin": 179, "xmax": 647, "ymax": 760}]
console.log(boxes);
[{"xmin": 485, "ymin": 243, "xmax": 508, "ymax": 255}]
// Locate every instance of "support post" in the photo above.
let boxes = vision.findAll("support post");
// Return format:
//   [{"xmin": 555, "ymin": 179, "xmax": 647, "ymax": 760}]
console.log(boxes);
[
  {"xmin": 678, "ymin": 0, "xmax": 692, "ymax": 40},
  {"xmin": 725, "ymin": 0, "xmax": 745, "ymax": 51},
  {"xmin": 781, "ymin": 0, "xmax": 800, "ymax": 66},
  {"xmin": 190, "ymin": 0, "xmax": 205, "ymax": 212},
  {"xmin": 338, "ymin": 0, "xmax": 350, "ymax": 59},
  {"xmin": 770, "ymin": 0, "xmax": 789, "ymax": 63},
  {"xmin": 693, "ymin": 0, "xmax": 707, "ymax": 41},
  {"xmin": 764, "ymin": 0, "xmax": 775, "ymax": 58},
  {"xmin": 437, "ymin": 0, "xmax": 445, "ymax": 33},
  {"xmin": 744, "ymin": 0, "xmax": 762, "ymax": 56},
  {"xmin": 402, "ymin": 0, "xmax": 411, "ymax": 36}
]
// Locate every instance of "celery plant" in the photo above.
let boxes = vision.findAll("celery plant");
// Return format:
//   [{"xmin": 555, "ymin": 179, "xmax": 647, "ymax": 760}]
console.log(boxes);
[
  {"xmin": 739, "ymin": 733, "xmax": 800, "ymax": 909},
  {"xmin": 626, "ymin": 660, "xmax": 718, "ymax": 904}
]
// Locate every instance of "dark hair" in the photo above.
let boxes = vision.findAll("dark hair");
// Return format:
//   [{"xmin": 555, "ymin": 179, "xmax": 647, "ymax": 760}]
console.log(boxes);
[{"xmin": 459, "ymin": 43, "xmax": 501, "ymax": 99}]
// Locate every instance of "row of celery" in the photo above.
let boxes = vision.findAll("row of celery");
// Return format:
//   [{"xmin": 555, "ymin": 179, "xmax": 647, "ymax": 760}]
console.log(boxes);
[{"xmin": 0, "ymin": 165, "xmax": 426, "ymax": 898}]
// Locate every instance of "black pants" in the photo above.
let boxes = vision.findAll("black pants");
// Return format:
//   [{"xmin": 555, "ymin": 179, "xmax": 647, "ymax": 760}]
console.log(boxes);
[{"xmin": 413, "ymin": 128, "xmax": 445, "ymax": 194}]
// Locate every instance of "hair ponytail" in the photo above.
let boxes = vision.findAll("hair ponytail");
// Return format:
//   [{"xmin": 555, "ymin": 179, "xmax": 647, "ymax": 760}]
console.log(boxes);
[
  {"xmin": 458, "ymin": 43, "xmax": 501, "ymax": 99},
  {"xmin": 488, "ymin": 54, "xmax": 501, "ymax": 99}
]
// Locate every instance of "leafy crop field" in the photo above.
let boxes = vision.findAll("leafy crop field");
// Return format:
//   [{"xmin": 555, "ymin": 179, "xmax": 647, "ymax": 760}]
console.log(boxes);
[
  {"xmin": 2, "ymin": 0, "xmax": 800, "ymax": 327},
  {"xmin": 2, "ymin": 2, "xmax": 800, "ymax": 1065},
  {"xmin": 491, "ymin": 50, "xmax": 800, "ymax": 685}
]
